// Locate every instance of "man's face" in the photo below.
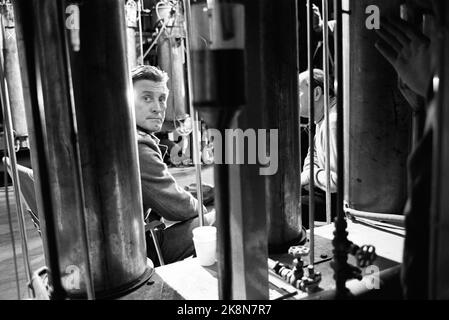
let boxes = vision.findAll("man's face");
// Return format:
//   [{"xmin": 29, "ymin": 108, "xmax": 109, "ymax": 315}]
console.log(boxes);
[
  {"xmin": 299, "ymin": 73, "xmax": 324, "ymax": 122},
  {"xmin": 133, "ymin": 79, "xmax": 168, "ymax": 133}
]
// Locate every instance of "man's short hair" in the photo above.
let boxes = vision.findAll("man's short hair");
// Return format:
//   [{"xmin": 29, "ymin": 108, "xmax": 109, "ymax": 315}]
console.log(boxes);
[
  {"xmin": 131, "ymin": 65, "xmax": 169, "ymax": 84},
  {"xmin": 301, "ymin": 69, "xmax": 335, "ymax": 97}
]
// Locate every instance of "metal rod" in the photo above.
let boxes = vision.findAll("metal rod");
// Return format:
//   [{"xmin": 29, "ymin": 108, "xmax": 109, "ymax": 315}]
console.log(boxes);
[
  {"xmin": 12, "ymin": 0, "xmax": 66, "ymax": 299},
  {"xmin": 214, "ymin": 143, "xmax": 232, "ymax": 299},
  {"xmin": 307, "ymin": 0, "xmax": 315, "ymax": 266},
  {"xmin": 332, "ymin": 0, "xmax": 349, "ymax": 298},
  {"xmin": 344, "ymin": 206, "xmax": 405, "ymax": 225},
  {"xmin": 0, "ymin": 48, "xmax": 33, "ymax": 298},
  {"xmin": 322, "ymin": 0, "xmax": 332, "ymax": 225},
  {"xmin": 142, "ymin": 18, "xmax": 168, "ymax": 60},
  {"xmin": 3, "ymin": 133, "xmax": 21, "ymax": 299},
  {"xmin": 182, "ymin": 0, "xmax": 204, "ymax": 226},
  {"xmin": 428, "ymin": 2, "xmax": 448, "ymax": 299},
  {"xmin": 58, "ymin": 1, "xmax": 95, "ymax": 300},
  {"xmin": 149, "ymin": 229, "xmax": 165, "ymax": 266},
  {"xmin": 138, "ymin": 0, "xmax": 144, "ymax": 64}
]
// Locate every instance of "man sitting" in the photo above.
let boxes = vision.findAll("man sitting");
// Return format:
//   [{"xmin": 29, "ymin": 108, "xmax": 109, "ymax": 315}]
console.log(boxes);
[
  {"xmin": 299, "ymin": 69, "xmax": 337, "ymax": 228},
  {"xmin": 131, "ymin": 65, "xmax": 215, "ymax": 266}
]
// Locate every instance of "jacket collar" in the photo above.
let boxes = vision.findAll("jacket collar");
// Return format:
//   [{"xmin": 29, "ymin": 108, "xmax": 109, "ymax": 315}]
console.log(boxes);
[
  {"xmin": 136, "ymin": 127, "xmax": 168, "ymax": 158},
  {"xmin": 136, "ymin": 126, "xmax": 160, "ymax": 144}
]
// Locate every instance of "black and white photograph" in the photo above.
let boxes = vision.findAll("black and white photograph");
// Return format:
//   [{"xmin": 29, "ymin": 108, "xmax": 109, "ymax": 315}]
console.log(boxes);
[{"xmin": 0, "ymin": 0, "xmax": 448, "ymax": 307}]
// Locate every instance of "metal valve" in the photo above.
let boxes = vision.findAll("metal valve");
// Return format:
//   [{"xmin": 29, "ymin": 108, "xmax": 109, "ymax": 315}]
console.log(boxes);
[
  {"xmin": 287, "ymin": 246, "xmax": 310, "ymax": 285},
  {"xmin": 349, "ymin": 244, "xmax": 376, "ymax": 268},
  {"xmin": 299, "ymin": 265, "xmax": 322, "ymax": 293}
]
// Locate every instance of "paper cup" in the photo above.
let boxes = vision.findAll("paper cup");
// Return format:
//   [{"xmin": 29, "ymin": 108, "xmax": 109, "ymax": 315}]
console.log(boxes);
[
  {"xmin": 192, "ymin": 226, "xmax": 217, "ymax": 266},
  {"xmin": 192, "ymin": 226, "xmax": 217, "ymax": 241}
]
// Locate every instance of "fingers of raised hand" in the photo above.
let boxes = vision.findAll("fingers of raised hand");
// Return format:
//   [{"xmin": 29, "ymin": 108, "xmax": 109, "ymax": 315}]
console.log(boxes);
[
  {"xmin": 375, "ymin": 40, "xmax": 399, "ymax": 68},
  {"xmin": 380, "ymin": 18, "xmax": 411, "ymax": 48},
  {"xmin": 388, "ymin": 17, "xmax": 431, "ymax": 46},
  {"xmin": 375, "ymin": 28, "xmax": 402, "ymax": 53}
]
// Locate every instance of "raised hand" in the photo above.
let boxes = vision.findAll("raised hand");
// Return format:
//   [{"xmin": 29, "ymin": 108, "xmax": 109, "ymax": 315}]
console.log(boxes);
[
  {"xmin": 375, "ymin": 17, "xmax": 432, "ymax": 97},
  {"xmin": 312, "ymin": 4, "xmax": 323, "ymax": 33}
]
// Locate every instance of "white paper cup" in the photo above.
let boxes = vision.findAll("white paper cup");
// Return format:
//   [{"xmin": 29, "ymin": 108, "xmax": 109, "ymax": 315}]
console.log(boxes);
[
  {"xmin": 192, "ymin": 226, "xmax": 217, "ymax": 266},
  {"xmin": 192, "ymin": 226, "xmax": 217, "ymax": 241}
]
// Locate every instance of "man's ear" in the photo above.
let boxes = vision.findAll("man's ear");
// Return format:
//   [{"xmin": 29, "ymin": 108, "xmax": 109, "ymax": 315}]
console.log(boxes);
[{"xmin": 314, "ymin": 86, "xmax": 322, "ymax": 102}]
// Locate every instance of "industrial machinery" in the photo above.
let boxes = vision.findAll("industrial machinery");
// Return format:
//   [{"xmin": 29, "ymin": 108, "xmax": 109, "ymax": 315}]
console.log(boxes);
[{"xmin": 0, "ymin": 0, "xmax": 448, "ymax": 301}]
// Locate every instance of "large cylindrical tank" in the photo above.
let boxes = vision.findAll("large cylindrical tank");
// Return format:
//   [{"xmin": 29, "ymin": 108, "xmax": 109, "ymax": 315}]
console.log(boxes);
[
  {"xmin": 343, "ymin": 0, "xmax": 412, "ymax": 214},
  {"xmin": 13, "ymin": 0, "xmax": 150, "ymax": 298}
]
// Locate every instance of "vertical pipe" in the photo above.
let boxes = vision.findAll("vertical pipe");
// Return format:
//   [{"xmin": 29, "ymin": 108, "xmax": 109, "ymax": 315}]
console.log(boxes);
[
  {"xmin": 0, "ymin": 4, "xmax": 28, "ymax": 140},
  {"xmin": 149, "ymin": 229, "xmax": 165, "ymax": 266},
  {"xmin": 0, "ymin": 57, "xmax": 32, "ymax": 298},
  {"xmin": 125, "ymin": 0, "xmax": 138, "ymax": 69},
  {"xmin": 332, "ymin": 0, "xmax": 349, "ymax": 297},
  {"xmin": 59, "ymin": 1, "xmax": 95, "ymax": 300},
  {"xmin": 182, "ymin": 0, "xmax": 204, "ymax": 227},
  {"xmin": 189, "ymin": 0, "xmax": 246, "ymax": 299},
  {"xmin": 3, "ymin": 141, "xmax": 21, "ymax": 299},
  {"xmin": 67, "ymin": 0, "xmax": 150, "ymax": 297},
  {"xmin": 12, "ymin": 1, "xmax": 67, "ymax": 300},
  {"xmin": 428, "ymin": 0, "xmax": 449, "ymax": 300},
  {"xmin": 322, "ymin": 0, "xmax": 332, "ymax": 225},
  {"xmin": 345, "ymin": 0, "xmax": 411, "ymax": 215},
  {"xmin": 138, "ymin": 0, "xmax": 144, "ymax": 65},
  {"xmin": 12, "ymin": 0, "xmax": 67, "ymax": 300},
  {"xmin": 307, "ymin": 0, "xmax": 316, "ymax": 266},
  {"xmin": 14, "ymin": 0, "xmax": 150, "ymax": 299}
]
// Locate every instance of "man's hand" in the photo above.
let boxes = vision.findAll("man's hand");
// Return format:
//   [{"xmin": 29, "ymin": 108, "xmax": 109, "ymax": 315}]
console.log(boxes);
[
  {"xmin": 375, "ymin": 17, "xmax": 432, "ymax": 97},
  {"xmin": 312, "ymin": 4, "xmax": 323, "ymax": 33}
]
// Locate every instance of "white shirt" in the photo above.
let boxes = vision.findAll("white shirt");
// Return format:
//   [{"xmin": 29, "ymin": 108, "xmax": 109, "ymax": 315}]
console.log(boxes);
[{"xmin": 301, "ymin": 100, "xmax": 338, "ymax": 193}]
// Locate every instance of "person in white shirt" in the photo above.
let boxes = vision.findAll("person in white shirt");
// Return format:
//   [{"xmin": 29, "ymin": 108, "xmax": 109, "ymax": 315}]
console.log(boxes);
[{"xmin": 299, "ymin": 69, "xmax": 337, "ymax": 227}]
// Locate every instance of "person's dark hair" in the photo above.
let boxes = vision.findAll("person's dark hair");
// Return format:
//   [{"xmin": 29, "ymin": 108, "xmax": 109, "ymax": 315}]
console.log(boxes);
[
  {"xmin": 310, "ymin": 68, "xmax": 335, "ymax": 98},
  {"xmin": 131, "ymin": 65, "xmax": 169, "ymax": 84}
]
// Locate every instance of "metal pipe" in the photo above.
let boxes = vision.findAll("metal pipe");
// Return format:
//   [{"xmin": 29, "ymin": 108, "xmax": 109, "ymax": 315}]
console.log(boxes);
[
  {"xmin": 65, "ymin": 0, "xmax": 151, "ymax": 298},
  {"xmin": 304, "ymin": 265, "xmax": 402, "ymax": 300},
  {"xmin": 143, "ymin": 20, "xmax": 166, "ymax": 60},
  {"xmin": 307, "ymin": 0, "xmax": 316, "ymax": 266},
  {"xmin": 58, "ymin": 1, "xmax": 95, "ymax": 300},
  {"xmin": 12, "ymin": 0, "xmax": 67, "ymax": 300},
  {"xmin": 138, "ymin": 0, "xmax": 144, "ymax": 65},
  {"xmin": 344, "ymin": 0, "xmax": 411, "ymax": 215},
  {"xmin": 3, "ymin": 134, "xmax": 21, "ymax": 299},
  {"xmin": 14, "ymin": 0, "xmax": 150, "ymax": 299},
  {"xmin": 344, "ymin": 206, "xmax": 405, "ymax": 225},
  {"xmin": 182, "ymin": 0, "xmax": 205, "ymax": 226},
  {"xmin": 322, "ymin": 0, "xmax": 332, "ymax": 225},
  {"xmin": 189, "ymin": 0, "xmax": 246, "ymax": 299},
  {"xmin": 332, "ymin": 0, "xmax": 350, "ymax": 298},
  {"xmin": 428, "ymin": 1, "xmax": 449, "ymax": 300},
  {"xmin": 125, "ymin": 0, "xmax": 138, "ymax": 69},
  {"xmin": 0, "ymin": 47, "xmax": 33, "ymax": 298},
  {"xmin": 0, "ymin": 3, "xmax": 28, "ymax": 140},
  {"xmin": 149, "ymin": 229, "xmax": 165, "ymax": 266}
]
